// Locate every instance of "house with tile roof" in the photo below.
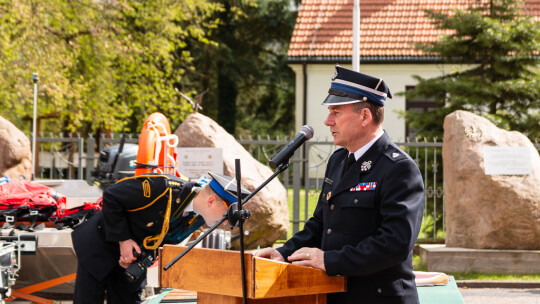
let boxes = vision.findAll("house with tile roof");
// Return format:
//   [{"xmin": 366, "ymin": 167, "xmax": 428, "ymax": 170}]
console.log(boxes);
[{"xmin": 288, "ymin": 0, "xmax": 540, "ymax": 141}]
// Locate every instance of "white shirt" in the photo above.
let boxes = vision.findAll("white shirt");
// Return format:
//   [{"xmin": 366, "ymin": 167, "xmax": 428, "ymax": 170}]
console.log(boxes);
[
  {"xmin": 350, "ymin": 130, "xmax": 384, "ymax": 160},
  {"xmin": 183, "ymin": 202, "xmax": 194, "ymax": 217}
]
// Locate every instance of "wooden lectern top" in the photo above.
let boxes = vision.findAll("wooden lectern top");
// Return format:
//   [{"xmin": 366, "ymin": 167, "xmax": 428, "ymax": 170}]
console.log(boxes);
[{"xmin": 160, "ymin": 245, "xmax": 346, "ymax": 299}]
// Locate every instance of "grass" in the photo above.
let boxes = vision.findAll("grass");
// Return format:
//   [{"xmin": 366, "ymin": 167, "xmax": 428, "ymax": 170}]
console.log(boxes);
[
  {"xmin": 284, "ymin": 189, "xmax": 319, "ymax": 240},
  {"xmin": 284, "ymin": 189, "xmax": 540, "ymax": 281},
  {"xmin": 413, "ymin": 255, "xmax": 540, "ymax": 281}
]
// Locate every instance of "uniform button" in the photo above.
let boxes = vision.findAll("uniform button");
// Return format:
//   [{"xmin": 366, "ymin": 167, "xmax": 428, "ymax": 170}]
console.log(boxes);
[
  {"xmin": 327, "ymin": 229, "xmax": 332, "ymax": 235},
  {"xmin": 377, "ymin": 288, "xmax": 382, "ymax": 294},
  {"xmin": 353, "ymin": 199, "xmax": 358, "ymax": 204},
  {"xmin": 330, "ymin": 204, "xmax": 335, "ymax": 211}
]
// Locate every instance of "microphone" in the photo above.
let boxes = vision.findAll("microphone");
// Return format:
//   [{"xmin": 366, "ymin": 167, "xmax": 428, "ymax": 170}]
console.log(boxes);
[{"xmin": 269, "ymin": 125, "xmax": 314, "ymax": 169}]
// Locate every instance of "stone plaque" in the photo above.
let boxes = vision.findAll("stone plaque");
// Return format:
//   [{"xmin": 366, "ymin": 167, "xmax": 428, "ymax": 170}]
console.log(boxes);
[
  {"xmin": 483, "ymin": 146, "xmax": 532, "ymax": 175},
  {"xmin": 177, "ymin": 147, "xmax": 223, "ymax": 178}
]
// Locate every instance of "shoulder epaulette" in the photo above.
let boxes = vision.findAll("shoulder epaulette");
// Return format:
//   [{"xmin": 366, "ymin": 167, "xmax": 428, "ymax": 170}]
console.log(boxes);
[
  {"xmin": 382, "ymin": 144, "xmax": 407, "ymax": 163},
  {"xmin": 166, "ymin": 177, "xmax": 184, "ymax": 189}
]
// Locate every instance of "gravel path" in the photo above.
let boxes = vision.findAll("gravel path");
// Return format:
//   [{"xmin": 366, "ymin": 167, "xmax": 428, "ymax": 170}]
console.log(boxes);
[{"xmin": 459, "ymin": 288, "xmax": 540, "ymax": 304}]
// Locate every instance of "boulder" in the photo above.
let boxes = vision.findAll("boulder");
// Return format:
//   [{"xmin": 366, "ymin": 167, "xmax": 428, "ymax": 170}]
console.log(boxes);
[
  {"xmin": 0, "ymin": 116, "xmax": 32, "ymax": 181},
  {"xmin": 174, "ymin": 113, "xmax": 289, "ymax": 249},
  {"xmin": 443, "ymin": 110, "xmax": 540, "ymax": 249}
]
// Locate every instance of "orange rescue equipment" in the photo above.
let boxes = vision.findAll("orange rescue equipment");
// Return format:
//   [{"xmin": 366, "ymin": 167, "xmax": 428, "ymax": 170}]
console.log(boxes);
[{"xmin": 135, "ymin": 112, "xmax": 183, "ymax": 177}]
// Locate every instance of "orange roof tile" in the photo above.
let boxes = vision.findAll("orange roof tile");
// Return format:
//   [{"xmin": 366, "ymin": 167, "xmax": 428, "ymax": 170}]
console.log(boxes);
[{"xmin": 288, "ymin": 0, "xmax": 540, "ymax": 61}]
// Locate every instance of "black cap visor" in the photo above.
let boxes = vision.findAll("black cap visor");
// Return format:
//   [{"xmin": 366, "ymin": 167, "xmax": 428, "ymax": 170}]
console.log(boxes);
[{"xmin": 322, "ymin": 94, "xmax": 363, "ymax": 105}]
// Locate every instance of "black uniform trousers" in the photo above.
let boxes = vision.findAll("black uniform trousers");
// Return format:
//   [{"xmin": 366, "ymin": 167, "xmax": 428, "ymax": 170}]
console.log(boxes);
[{"xmin": 73, "ymin": 262, "xmax": 146, "ymax": 304}]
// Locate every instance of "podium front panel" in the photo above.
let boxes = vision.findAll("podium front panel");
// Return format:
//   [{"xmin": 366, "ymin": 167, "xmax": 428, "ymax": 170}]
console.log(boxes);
[
  {"xmin": 160, "ymin": 245, "xmax": 254, "ymax": 298},
  {"xmin": 160, "ymin": 245, "xmax": 346, "ymax": 300},
  {"xmin": 253, "ymin": 257, "xmax": 346, "ymax": 298}
]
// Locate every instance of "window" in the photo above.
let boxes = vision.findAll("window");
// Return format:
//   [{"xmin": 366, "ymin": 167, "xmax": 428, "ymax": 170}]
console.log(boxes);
[{"xmin": 405, "ymin": 86, "xmax": 438, "ymax": 140}]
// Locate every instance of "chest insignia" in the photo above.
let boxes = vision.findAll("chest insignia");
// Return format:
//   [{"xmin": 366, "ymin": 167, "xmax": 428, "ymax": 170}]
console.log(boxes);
[
  {"xmin": 350, "ymin": 182, "xmax": 377, "ymax": 191},
  {"xmin": 326, "ymin": 191, "xmax": 332, "ymax": 201},
  {"xmin": 392, "ymin": 152, "xmax": 400, "ymax": 158},
  {"xmin": 361, "ymin": 160, "xmax": 372, "ymax": 172},
  {"xmin": 142, "ymin": 180, "xmax": 151, "ymax": 198}
]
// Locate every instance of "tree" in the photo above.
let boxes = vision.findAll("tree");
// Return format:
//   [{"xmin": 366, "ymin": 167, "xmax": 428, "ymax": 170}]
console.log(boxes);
[
  {"xmin": 180, "ymin": 0, "xmax": 296, "ymax": 136},
  {"xmin": 0, "ymin": 0, "xmax": 219, "ymax": 135},
  {"xmin": 402, "ymin": 0, "xmax": 540, "ymax": 139}
]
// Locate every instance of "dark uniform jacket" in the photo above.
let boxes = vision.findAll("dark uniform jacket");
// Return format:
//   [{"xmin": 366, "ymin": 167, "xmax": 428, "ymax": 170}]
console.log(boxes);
[
  {"xmin": 277, "ymin": 132, "xmax": 424, "ymax": 304},
  {"xmin": 72, "ymin": 174, "xmax": 204, "ymax": 281}
]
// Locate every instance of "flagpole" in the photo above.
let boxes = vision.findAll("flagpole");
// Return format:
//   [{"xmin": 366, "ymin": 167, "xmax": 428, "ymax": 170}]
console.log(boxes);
[
  {"xmin": 352, "ymin": 0, "xmax": 360, "ymax": 71},
  {"xmin": 32, "ymin": 73, "xmax": 38, "ymax": 180}
]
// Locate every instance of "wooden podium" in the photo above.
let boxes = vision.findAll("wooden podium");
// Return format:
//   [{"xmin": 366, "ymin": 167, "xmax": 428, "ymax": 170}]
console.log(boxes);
[{"xmin": 160, "ymin": 245, "xmax": 346, "ymax": 304}]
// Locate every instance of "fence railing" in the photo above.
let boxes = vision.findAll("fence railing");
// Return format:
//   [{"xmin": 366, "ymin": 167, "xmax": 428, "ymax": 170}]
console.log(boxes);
[
  {"xmin": 237, "ymin": 136, "xmax": 445, "ymax": 242},
  {"xmin": 30, "ymin": 133, "xmax": 540, "ymax": 243}
]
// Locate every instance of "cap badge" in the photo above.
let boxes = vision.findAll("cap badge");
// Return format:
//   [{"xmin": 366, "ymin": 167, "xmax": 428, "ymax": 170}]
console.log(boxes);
[
  {"xmin": 326, "ymin": 191, "xmax": 332, "ymax": 200},
  {"xmin": 392, "ymin": 152, "xmax": 400, "ymax": 158},
  {"xmin": 361, "ymin": 161, "xmax": 372, "ymax": 172}
]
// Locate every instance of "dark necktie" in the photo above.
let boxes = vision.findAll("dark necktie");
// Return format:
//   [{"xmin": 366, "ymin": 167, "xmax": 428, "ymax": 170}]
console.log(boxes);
[{"xmin": 343, "ymin": 153, "xmax": 356, "ymax": 175}]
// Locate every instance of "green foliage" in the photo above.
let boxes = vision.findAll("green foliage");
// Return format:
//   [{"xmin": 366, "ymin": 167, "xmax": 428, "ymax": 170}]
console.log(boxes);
[
  {"xmin": 286, "ymin": 189, "xmax": 319, "ymax": 239},
  {"xmin": 0, "ymin": 0, "xmax": 295, "ymax": 137},
  {"xmin": 401, "ymin": 0, "xmax": 540, "ymax": 139},
  {"xmin": 180, "ymin": 0, "xmax": 296, "ymax": 136},
  {"xmin": 418, "ymin": 213, "xmax": 446, "ymax": 240},
  {"xmin": 0, "ymin": 0, "xmax": 220, "ymax": 134}
]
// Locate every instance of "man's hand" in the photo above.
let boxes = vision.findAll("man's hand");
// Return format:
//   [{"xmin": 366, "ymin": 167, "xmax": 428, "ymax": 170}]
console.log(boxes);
[
  {"xmin": 287, "ymin": 247, "xmax": 325, "ymax": 271},
  {"xmin": 253, "ymin": 247, "xmax": 285, "ymax": 262},
  {"xmin": 118, "ymin": 239, "xmax": 141, "ymax": 269}
]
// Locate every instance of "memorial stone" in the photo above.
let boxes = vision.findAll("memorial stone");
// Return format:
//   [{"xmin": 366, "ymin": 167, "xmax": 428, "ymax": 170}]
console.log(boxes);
[
  {"xmin": 174, "ymin": 113, "xmax": 289, "ymax": 249},
  {"xmin": 443, "ymin": 110, "xmax": 540, "ymax": 249}
]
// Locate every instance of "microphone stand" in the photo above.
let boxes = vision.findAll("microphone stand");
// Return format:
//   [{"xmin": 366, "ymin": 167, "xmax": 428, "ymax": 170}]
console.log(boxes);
[
  {"xmin": 234, "ymin": 159, "xmax": 248, "ymax": 304},
  {"xmin": 163, "ymin": 161, "xmax": 290, "ymax": 274}
]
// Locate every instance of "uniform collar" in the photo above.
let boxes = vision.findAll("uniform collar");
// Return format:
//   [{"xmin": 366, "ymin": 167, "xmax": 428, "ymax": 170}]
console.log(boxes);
[
  {"xmin": 332, "ymin": 131, "xmax": 390, "ymax": 197},
  {"xmin": 349, "ymin": 129, "xmax": 384, "ymax": 161},
  {"xmin": 184, "ymin": 202, "xmax": 194, "ymax": 213}
]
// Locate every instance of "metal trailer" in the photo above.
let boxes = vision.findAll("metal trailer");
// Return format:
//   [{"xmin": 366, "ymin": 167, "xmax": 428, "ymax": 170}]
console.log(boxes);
[{"xmin": 4, "ymin": 180, "xmax": 102, "ymax": 303}]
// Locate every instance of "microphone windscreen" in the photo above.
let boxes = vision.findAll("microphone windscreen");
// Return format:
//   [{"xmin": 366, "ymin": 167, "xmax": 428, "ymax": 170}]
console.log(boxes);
[{"xmin": 300, "ymin": 125, "xmax": 314, "ymax": 140}]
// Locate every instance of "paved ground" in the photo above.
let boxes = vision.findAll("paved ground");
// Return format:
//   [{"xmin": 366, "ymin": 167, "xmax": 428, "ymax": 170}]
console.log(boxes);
[
  {"xmin": 459, "ymin": 288, "xmax": 540, "ymax": 304},
  {"xmin": 9, "ymin": 288, "xmax": 540, "ymax": 303}
]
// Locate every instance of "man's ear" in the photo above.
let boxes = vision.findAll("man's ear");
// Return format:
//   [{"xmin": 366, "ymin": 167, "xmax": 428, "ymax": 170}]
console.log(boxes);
[
  {"xmin": 360, "ymin": 108, "xmax": 372, "ymax": 126},
  {"xmin": 207, "ymin": 195, "xmax": 216, "ymax": 207}
]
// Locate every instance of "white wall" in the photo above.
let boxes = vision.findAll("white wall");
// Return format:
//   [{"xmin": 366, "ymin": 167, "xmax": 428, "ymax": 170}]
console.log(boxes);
[{"xmin": 289, "ymin": 63, "xmax": 458, "ymax": 142}]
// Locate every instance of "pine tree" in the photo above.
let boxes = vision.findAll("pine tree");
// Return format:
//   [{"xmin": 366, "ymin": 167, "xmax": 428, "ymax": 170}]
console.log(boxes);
[{"xmin": 403, "ymin": 0, "xmax": 540, "ymax": 139}]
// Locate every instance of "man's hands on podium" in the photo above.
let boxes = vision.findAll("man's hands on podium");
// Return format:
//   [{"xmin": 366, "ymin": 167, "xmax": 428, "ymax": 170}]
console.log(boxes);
[
  {"xmin": 253, "ymin": 248, "xmax": 285, "ymax": 262},
  {"xmin": 254, "ymin": 247, "xmax": 325, "ymax": 271}
]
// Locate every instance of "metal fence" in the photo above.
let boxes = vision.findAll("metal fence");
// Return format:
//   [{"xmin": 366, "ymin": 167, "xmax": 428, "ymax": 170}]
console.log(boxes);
[
  {"xmin": 236, "ymin": 135, "xmax": 445, "ymax": 242},
  {"xmin": 31, "ymin": 134, "xmax": 540, "ymax": 243}
]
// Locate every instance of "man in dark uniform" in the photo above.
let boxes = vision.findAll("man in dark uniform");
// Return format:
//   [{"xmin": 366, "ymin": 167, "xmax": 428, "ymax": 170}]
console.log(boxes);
[
  {"xmin": 72, "ymin": 172, "xmax": 249, "ymax": 304},
  {"xmin": 255, "ymin": 65, "xmax": 424, "ymax": 304}
]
